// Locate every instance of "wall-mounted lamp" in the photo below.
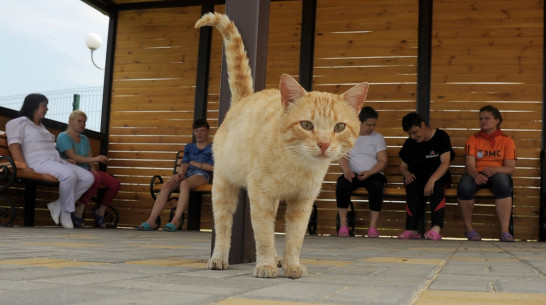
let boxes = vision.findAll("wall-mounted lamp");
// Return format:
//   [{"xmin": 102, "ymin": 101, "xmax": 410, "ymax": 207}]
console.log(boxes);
[{"xmin": 86, "ymin": 33, "xmax": 104, "ymax": 70}]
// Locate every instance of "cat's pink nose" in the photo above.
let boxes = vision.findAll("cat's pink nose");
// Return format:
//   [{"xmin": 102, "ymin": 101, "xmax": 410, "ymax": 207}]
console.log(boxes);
[{"xmin": 317, "ymin": 142, "xmax": 330, "ymax": 152}]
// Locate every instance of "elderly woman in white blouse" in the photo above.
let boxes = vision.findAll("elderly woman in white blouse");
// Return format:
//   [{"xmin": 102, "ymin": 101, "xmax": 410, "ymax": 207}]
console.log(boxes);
[{"xmin": 6, "ymin": 93, "xmax": 94, "ymax": 228}]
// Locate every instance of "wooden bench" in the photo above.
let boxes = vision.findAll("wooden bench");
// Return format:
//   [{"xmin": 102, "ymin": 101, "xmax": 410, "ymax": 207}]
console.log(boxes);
[
  {"xmin": 0, "ymin": 132, "xmax": 118, "ymax": 227},
  {"xmin": 333, "ymin": 184, "xmax": 513, "ymax": 237},
  {"xmin": 1, "ymin": 132, "xmax": 60, "ymax": 226},
  {"xmin": 149, "ymin": 150, "xmax": 212, "ymax": 230},
  {"xmin": 0, "ymin": 133, "xmax": 16, "ymax": 226},
  {"xmin": 149, "ymin": 151, "xmax": 322, "ymax": 235}
]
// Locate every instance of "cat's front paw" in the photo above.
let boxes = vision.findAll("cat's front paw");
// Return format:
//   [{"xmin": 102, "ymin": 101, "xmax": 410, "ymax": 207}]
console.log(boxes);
[
  {"xmin": 208, "ymin": 257, "xmax": 228, "ymax": 270},
  {"xmin": 283, "ymin": 264, "xmax": 308, "ymax": 279},
  {"xmin": 253, "ymin": 264, "xmax": 278, "ymax": 278}
]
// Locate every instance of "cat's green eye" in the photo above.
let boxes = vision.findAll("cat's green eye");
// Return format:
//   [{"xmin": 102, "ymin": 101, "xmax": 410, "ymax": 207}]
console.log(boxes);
[
  {"xmin": 300, "ymin": 121, "xmax": 314, "ymax": 130},
  {"xmin": 334, "ymin": 123, "xmax": 346, "ymax": 132}
]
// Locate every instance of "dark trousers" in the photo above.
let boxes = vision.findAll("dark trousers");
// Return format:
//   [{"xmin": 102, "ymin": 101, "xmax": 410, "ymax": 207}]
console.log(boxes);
[
  {"xmin": 336, "ymin": 173, "xmax": 387, "ymax": 211},
  {"xmin": 405, "ymin": 176, "xmax": 450, "ymax": 230}
]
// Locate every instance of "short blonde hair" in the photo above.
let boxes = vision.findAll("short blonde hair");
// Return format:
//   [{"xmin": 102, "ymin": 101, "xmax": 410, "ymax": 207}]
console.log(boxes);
[{"xmin": 69, "ymin": 110, "xmax": 87, "ymax": 122}]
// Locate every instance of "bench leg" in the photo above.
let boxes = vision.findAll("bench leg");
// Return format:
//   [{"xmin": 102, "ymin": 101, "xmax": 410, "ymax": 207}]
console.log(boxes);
[
  {"xmin": 307, "ymin": 203, "xmax": 317, "ymax": 235},
  {"xmin": 24, "ymin": 184, "xmax": 37, "ymax": 227},
  {"xmin": 0, "ymin": 194, "xmax": 16, "ymax": 226},
  {"xmin": 187, "ymin": 191, "xmax": 202, "ymax": 231},
  {"xmin": 418, "ymin": 208, "xmax": 426, "ymax": 236}
]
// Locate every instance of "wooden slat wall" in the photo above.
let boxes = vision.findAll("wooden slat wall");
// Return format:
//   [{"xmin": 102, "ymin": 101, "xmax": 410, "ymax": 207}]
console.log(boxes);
[
  {"xmin": 429, "ymin": 0, "xmax": 543, "ymax": 240},
  {"xmin": 108, "ymin": 7, "xmax": 205, "ymax": 228},
  {"xmin": 313, "ymin": 0, "xmax": 419, "ymax": 237},
  {"xmin": 265, "ymin": 1, "xmax": 303, "ymax": 89},
  {"xmin": 108, "ymin": 2, "xmax": 304, "ymax": 230}
]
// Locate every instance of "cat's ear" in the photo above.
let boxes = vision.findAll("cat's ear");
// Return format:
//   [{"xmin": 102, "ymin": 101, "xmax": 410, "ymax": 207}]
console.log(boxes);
[
  {"xmin": 341, "ymin": 82, "xmax": 369, "ymax": 114},
  {"xmin": 279, "ymin": 74, "xmax": 307, "ymax": 110}
]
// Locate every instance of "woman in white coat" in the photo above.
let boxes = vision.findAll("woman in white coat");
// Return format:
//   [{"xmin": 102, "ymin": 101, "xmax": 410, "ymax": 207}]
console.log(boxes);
[{"xmin": 6, "ymin": 94, "xmax": 94, "ymax": 228}]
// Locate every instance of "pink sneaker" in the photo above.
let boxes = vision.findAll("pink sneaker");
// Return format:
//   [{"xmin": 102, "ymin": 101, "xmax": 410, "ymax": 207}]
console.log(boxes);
[
  {"xmin": 397, "ymin": 230, "xmax": 422, "ymax": 239},
  {"xmin": 367, "ymin": 227, "xmax": 379, "ymax": 238}
]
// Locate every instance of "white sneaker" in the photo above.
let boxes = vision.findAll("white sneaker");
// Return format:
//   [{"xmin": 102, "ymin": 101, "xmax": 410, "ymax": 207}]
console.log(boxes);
[
  {"xmin": 60, "ymin": 211, "xmax": 74, "ymax": 229},
  {"xmin": 47, "ymin": 200, "xmax": 61, "ymax": 225}
]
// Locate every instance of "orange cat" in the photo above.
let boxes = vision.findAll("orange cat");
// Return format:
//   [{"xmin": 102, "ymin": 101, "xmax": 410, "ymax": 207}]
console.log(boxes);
[{"xmin": 195, "ymin": 13, "xmax": 368, "ymax": 279}]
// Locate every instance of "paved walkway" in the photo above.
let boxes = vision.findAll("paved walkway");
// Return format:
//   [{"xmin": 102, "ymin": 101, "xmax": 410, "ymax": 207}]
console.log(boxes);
[{"xmin": 1, "ymin": 227, "xmax": 545, "ymax": 305}]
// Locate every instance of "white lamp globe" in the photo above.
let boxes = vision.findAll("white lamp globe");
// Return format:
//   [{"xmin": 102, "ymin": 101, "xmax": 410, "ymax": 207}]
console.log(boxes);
[{"xmin": 86, "ymin": 33, "xmax": 102, "ymax": 50}]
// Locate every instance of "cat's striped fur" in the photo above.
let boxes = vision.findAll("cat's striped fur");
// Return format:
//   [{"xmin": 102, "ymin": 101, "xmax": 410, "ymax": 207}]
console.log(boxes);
[{"xmin": 196, "ymin": 13, "xmax": 368, "ymax": 279}]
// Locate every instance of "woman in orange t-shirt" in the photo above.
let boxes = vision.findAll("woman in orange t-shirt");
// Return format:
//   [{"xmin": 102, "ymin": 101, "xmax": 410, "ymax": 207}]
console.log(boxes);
[{"xmin": 457, "ymin": 105, "xmax": 516, "ymax": 242}]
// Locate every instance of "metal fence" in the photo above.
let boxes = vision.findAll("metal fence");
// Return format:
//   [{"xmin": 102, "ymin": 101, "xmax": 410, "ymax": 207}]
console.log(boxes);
[{"xmin": 0, "ymin": 87, "xmax": 103, "ymax": 132}]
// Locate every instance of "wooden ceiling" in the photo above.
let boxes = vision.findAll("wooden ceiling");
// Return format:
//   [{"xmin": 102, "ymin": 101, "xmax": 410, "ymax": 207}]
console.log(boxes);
[{"xmin": 83, "ymin": 0, "xmax": 226, "ymax": 15}]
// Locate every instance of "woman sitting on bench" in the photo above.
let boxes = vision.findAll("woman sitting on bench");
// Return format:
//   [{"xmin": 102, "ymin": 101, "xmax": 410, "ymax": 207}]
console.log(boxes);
[
  {"xmin": 5, "ymin": 94, "xmax": 94, "ymax": 228},
  {"xmin": 136, "ymin": 119, "xmax": 214, "ymax": 232},
  {"xmin": 457, "ymin": 105, "xmax": 516, "ymax": 242},
  {"xmin": 56, "ymin": 110, "xmax": 121, "ymax": 228}
]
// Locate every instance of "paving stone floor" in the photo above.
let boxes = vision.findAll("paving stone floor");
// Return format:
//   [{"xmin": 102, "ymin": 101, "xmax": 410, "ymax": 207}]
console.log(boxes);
[{"xmin": 1, "ymin": 227, "xmax": 545, "ymax": 305}]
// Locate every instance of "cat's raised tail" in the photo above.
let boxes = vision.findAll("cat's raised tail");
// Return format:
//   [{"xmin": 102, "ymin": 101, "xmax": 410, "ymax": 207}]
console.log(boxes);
[{"xmin": 195, "ymin": 13, "xmax": 254, "ymax": 104}]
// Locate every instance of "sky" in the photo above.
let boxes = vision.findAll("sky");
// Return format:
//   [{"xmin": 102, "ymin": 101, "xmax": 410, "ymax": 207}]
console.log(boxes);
[{"xmin": 0, "ymin": 0, "xmax": 109, "ymax": 97}]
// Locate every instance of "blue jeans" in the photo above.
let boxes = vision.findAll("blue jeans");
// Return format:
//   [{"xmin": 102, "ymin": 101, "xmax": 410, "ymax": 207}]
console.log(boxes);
[
  {"xmin": 186, "ymin": 167, "xmax": 212, "ymax": 183},
  {"xmin": 457, "ymin": 173, "xmax": 512, "ymax": 200}
]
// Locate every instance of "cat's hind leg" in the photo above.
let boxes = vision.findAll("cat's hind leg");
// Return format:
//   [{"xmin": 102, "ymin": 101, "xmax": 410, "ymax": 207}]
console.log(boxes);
[
  {"xmin": 282, "ymin": 198, "xmax": 314, "ymax": 279},
  {"xmin": 248, "ymin": 189, "xmax": 279, "ymax": 278},
  {"xmin": 208, "ymin": 176, "xmax": 240, "ymax": 271}
]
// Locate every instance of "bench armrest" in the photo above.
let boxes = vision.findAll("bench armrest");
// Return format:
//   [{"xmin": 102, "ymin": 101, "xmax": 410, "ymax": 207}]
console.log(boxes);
[
  {"xmin": 0, "ymin": 155, "xmax": 16, "ymax": 192},
  {"xmin": 150, "ymin": 175, "xmax": 164, "ymax": 200}
]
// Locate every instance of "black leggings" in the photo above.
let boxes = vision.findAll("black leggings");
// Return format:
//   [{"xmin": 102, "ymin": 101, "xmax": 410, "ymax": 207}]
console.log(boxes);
[
  {"xmin": 336, "ymin": 173, "xmax": 386, "ymax": 211},
  {"xmin": 404, "ymin": 176, "xmax": 450, "ymax": 230}
]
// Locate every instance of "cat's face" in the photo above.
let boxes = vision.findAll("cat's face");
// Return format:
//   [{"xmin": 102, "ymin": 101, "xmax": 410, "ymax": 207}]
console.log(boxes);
[
  {"xmin": 280, "ymin": 92, "xmax": 361, "ymax": 162},
  {"xmin": 278, "ymin": 74, "xmax": 368, "ymax": 164}
]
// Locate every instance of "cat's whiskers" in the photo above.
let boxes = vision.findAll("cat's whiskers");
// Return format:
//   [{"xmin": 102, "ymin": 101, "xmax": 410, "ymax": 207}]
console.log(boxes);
[{"xmin": 284, "ymin": 145, "xmax": 309, "ymax": 162}]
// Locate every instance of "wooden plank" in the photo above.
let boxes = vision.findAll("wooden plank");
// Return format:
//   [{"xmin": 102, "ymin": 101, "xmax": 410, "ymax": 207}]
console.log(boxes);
[
  {"xmin": 433, "ymin": 0, "xmax": 543, "ymax": 12},
  {"xmin": 108, "ymin": 119, "xmax": 196, "ymax": 128},
  {"xmin": 315, "ymin": 65, "xmax": 417, "ymax": 77},
  {"xmin": 109, "ymin": 126, "xmax": 208, "ymax": 136},
  {"xmin": 107, "ymin": 143, "xmax": 188, "ymax": 152}
]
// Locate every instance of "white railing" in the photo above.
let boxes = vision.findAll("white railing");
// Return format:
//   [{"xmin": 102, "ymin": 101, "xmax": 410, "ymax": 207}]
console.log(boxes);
[{"xmin": 0, "ymin": 87, "xmax": 103, "ymax": 132}]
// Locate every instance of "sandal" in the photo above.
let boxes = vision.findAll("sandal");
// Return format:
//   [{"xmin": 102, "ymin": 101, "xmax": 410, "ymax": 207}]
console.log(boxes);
[
  {"xmin": 500, "ymin": 232, "xmax": 514, "ymax": 242},
  {"xmin": 92, "ymin": 208, "xmax": 105, "ymax": 228},
  {"xmin": 367, "ymin": 227, "xmax": 379, "ymax": 238},
  {"xmin": 338, "ymin": 226, "xmax": 350, "ymax": 237},
  {"xmin": 162, "ymin": 222, "xmax": 177, "ymax": 232},
  {"xmin": 71, "ymin": 214, "xmax": 85, "ymax": 228},
  {"xmin": 465, "ymin": 230, "xmax": 481, "ymax": 241},
  {"xmin": 424, "ymin": 229, "xmax": 442, "ymax": 241},
  {"xmin": 398, "ymin": 230, "xmax": 422, "ymax": 239},
  {"xmin": 135, "ymin": 222, "xmax": 157, "ymax": 231}
]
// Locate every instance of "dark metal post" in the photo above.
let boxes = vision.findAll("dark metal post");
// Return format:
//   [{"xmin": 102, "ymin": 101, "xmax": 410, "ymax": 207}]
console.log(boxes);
[
  {"xmin": 72, "ymin": 94, "xmax": 80, "ymax": 111},
  {"xmin": 298, "ymin": 0, "xmax": 317, "ymax": 91},
  {"xmin": 416, "ymin": 0, "xmax": 433, "ymax": 234},
  {"xmin": 213, "ymin": 0, "xmax": 270, "ymax": 264},
  {"xmin": 100, "ymin": 11, "xmax": 118, "ymax": 157},
  {"xmin": 194, "ymin": 0, "xmax": 214, "ymax": 122},
  {"xmin": 539, "ymin": 3, "xmax": 546, "ymax": 241},
  {"xmin": 416, "ymin": 0, "xmax": 433, "ymax": 124}
]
